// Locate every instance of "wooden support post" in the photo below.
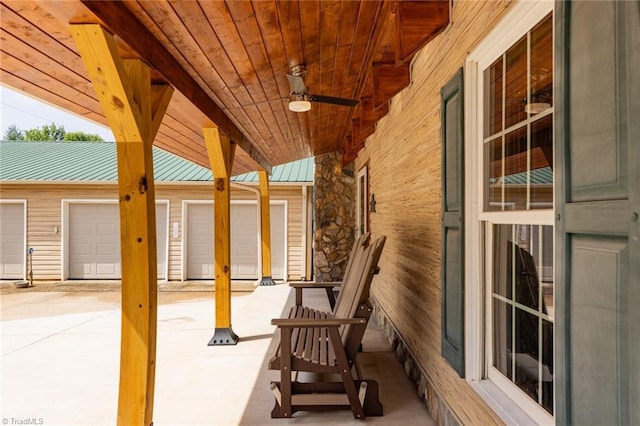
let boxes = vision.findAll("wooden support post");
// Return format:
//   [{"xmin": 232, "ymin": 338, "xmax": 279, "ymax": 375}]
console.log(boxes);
[
  {"xmin": 204, "ymin": 127, "xmax": 238, "ymax": 345},
  {"xmin": 258, "ymin": 170, "xmax": 275, "ymax": 286},
  {"xmin": 71, "ymin": 24, "xmax": 173, "ymax": 426}
]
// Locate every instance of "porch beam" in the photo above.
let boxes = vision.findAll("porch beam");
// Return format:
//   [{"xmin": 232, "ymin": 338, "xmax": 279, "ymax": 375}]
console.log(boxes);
[
  {"xmin": 258, "ymin": 170, "xmax": 275, "ymax": 286},
  {"xmin": 79, "ymin": 0, "xmax": 272, "ymax": 174},
  {"xmin": 71, "ymin": 24, "xmax": 173, "ymax": 426},
  {"xmin": 204, "ymin": 127, "xmax": 238, "ymax": 345}
]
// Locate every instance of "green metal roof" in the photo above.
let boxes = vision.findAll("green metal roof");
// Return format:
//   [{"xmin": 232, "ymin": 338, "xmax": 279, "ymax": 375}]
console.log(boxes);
[
  {"xmin": 490, "ymin": 167, "xmax": 553, "ymax": 185},
  {"xmin": 0, "ymin": 141, "xmax": 313, "ymax": 183}
]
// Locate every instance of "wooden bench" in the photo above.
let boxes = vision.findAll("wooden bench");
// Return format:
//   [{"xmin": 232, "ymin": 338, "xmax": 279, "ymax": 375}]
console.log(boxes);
[
  {"xmin": 268, "ymin": 234, "xmax": 386, "ymax": 419},
  {"xmin": 287, "ymin": 232, "xmax": 371, "ymax": 310}
]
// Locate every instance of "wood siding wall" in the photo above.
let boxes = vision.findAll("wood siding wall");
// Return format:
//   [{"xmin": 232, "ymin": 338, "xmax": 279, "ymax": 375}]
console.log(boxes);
[
  {"xmin": 0, "ymin": 183, "xmax": 307, "ymax": 281},
  {"xmin": 355, "ymin": 1, "xmax": 516, "ymax": 424}
]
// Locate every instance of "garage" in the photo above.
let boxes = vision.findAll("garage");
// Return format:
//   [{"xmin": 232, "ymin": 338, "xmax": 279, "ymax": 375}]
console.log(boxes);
[
  {"xmin": 67, "ymin": 202, "xmax": 168, "ymax": 279},
  {"xmin": 185, "ymin": 202, "xmax": 286, "ymax": 280},
  {"xmin": 0, "ymin": 202, "xmax": 26, "ymax": 279}
]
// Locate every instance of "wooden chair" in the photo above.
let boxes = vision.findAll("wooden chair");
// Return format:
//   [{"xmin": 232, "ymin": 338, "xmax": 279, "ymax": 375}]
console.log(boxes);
[
  {"xmin": 288, "ymin": 232, "xmax": 371, "ymax": 310},
  {"xmin": 268, "ymin": 235, "xmax": 386, "ymax": 419}
]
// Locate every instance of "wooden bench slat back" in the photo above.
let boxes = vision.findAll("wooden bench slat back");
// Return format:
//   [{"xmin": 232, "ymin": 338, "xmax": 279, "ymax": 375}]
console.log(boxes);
[
  {"xmin": 331, "ymin": 232, "xmax": 370, "ymax": 315},
  {"xmin": 334, "ymin": 236, "xmax": 386, "ymax": 346}
]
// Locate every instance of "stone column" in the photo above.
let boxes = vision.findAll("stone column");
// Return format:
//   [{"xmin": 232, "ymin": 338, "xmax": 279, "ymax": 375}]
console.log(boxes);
[{"xmin": 313, "ymin": 152, "xmax": 355, "ymax": 281}]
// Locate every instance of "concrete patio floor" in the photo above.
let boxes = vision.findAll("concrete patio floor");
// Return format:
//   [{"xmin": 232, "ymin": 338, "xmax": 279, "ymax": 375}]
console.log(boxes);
[{"xmin": 1, "ymin": 282, "xmax": 434, "ymax": 425}]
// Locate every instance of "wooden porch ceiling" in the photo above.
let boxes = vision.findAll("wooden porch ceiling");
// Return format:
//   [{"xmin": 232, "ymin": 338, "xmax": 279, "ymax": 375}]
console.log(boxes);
[{"xmin": 0, "ymin": 0, "xmax": 449, "ymax": 174}]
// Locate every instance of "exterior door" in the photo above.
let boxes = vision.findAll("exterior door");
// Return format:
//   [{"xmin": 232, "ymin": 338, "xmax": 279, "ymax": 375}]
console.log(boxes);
[
  {"xmin": 0, "ymin": 202, "xmax": 26, "ymax": 279},
  {"xmin": 555, "ymin": 1, "xmax": 639, "ymax": 424}
]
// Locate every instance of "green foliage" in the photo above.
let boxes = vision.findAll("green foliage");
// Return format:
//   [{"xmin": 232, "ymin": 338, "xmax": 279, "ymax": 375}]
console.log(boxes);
[
  {"xmin": 2, "ymin": 123, "xmax": 104, "ymax": 142},
  {"xmin": 63, "ymin": 131, "xmax": 104, "ymax": 142},
  {"xmin": 24, "ymin": 123, "xmax": 66, "ymax": 141},
  {"xmin": 3, "ymin": 124, "xmax": 24, "ymax": 141}
]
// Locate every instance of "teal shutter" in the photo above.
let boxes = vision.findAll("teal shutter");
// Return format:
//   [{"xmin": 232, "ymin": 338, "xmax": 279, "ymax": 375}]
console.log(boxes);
[
  {"xmin": 555, "ymin": 1, "xmax": 639, "ymax": 424},
  {"xmin": 441, "ymin": 68, "xmax": 464, "ymax": 377}
]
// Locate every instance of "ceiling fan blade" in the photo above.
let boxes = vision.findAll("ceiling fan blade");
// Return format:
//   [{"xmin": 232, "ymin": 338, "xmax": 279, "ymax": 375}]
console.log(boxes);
[
  {"xmin": 309, "ymin": 94, "xmax": 359, "ymax": 107},
  {"xmin": 286, "ymin": 73, "xmax": 307, "ymax": 94}
]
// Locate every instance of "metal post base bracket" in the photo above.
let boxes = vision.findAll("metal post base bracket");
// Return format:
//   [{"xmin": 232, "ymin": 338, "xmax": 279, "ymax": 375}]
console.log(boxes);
[
  {"xmin": 208, "ymin": 327, "xmax": 239, "ymax": 345},
  {"xmin": 260, "ymin": 276, "xmax": 276, "ymax": 286}
]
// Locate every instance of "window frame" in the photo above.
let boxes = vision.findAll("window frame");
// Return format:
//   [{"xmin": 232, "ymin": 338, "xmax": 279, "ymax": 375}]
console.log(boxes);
[
  {"xmin": 356, "ymin": 166, "xmax": 369, "ymax": 237},
  {"xmin": 464, "ymin": 1, "xmax": 555, "ymax": 424}
]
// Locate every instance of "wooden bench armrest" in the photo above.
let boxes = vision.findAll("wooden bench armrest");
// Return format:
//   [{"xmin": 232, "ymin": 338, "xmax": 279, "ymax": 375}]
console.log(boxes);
[
  {"xmin": 290, "ymin": 281, "xmax": 342, "ymax": 309},
  {"xmin": 288, "ymin": 281, "xmax": 343, "ymax": 289},
  {"xmin": 271, "ymin": 317, "xmax": 367, "ymax": 328}
]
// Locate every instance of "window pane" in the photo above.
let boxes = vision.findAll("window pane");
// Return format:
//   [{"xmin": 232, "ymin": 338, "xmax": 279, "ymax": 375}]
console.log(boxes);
[
  {"xmin": 503, "ymin": 126, "xmax": 528, "ymax": 210},
  {"xmin": 529, "ymin": 14, "xmax": 553, "ymax": 116},
  {"xmin": 493, "ymin": 224, "xmax": 513, "ymax": 298},
  {"xmin": 492, "ymin": 223, "xmax": 554, "ymax": 414},
  {"xmin": 505, "ymin": 36, "xmax": 528, "ymax": 129},
  {"xmin": 515, "ymin": 308, "xmax": 539, "ymax": 401},
  {"xmin": 542, "ymin": 319, "xmax": 554, "ymax": 414},
  {"xmin": 493, "ymin": 298, "xmax": 512, "ymax": 379},
  {"xmin": 514, "ymin": 225, "xmax": 540, "ymax": 310},
  {"xmin": 530, "ymin": 115, "xmax": 553, "ymax": 208},
  {"xmin": 484, "ymin": 56, "xmax": 503, "ymax": 138},
  {"xmin": 486, "ymin": 137, "xmax": 504, "ymax": 211}
]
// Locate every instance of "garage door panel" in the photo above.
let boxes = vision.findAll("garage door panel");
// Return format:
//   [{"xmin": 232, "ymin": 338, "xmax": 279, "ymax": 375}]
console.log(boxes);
[
  {"xmin": 68, "ymin": 203, "xmax": 167, "ymax": 280},
  {"xmin": 0, "ymin": 203, "xmax": 26, "ymax": 279},
  {"xmin": 186, "ymin": 204, "xmax": 215, "ymax": 279},
  {"xmin": 186, "ymin": 202, "xmax": 286, "ymax": 281},
  {"xmin": 270, "ymin": 204, "xmax": 285, "ymax": 280},
  {"xmin": 96, "ymin": 243, "xmax": 118, "ymax": 256},
  {"xmin": 96, "ymin": 223, "xmax": 118, "ymax": 235}
]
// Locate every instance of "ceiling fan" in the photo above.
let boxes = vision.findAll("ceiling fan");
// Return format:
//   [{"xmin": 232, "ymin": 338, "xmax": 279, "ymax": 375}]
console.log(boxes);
[{"xmin": 286, "ymin": 64, "xmax": 359, "ymax": 112}]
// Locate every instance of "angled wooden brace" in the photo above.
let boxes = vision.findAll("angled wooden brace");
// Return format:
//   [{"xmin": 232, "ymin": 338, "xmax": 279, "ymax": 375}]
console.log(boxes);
[
  {"xmin": 204, "ymin": 127, "xmax": 239, "ymax": 345},
  {"xmin": 258, "ymin": 170, "xmax": 275, "ymax": 286},
  {"xmin": 71, "ymin": 24, "xmax": 173, "ymax": 426}
]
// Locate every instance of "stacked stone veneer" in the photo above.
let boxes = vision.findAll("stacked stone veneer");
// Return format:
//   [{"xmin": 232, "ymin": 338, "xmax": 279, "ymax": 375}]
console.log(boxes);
[
  {"xmin": 372, "ymin": 302, "xmax": 462, "ymax": 426},
  {"xmin": 313, "ymin": 152, "xmax": 356, "ymax": 282}
]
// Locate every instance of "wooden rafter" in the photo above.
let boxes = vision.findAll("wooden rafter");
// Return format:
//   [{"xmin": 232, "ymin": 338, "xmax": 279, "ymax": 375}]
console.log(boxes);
[
  {"xmin": 395, "ymin": 0, "xmax": 450, "ymax": 65},
  {"xmin": 79, "ymin": 0, "xmax": 271, "ymax": 173},
  {"xmin": 372, "ymin": 62, "xmax": 411, "ymax": 109}
]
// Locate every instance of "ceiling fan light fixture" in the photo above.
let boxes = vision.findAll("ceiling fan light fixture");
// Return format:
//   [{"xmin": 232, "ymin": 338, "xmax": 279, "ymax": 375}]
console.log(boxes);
[
  {"xmin": 524, "ymin": 102, "xmax": 551, "ymax": 114},
  {"xmin": 289, "ymin": 94, "xmax": 311, "ymax": 112}
]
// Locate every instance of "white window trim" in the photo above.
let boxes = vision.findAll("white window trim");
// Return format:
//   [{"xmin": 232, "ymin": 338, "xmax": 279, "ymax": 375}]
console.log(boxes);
[{"xmin": 464, "ymin": 1, "xmax": 555, "ymax": 424}]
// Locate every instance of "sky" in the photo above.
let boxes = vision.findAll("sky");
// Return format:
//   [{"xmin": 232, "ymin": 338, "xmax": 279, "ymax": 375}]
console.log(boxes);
[{"xmin": 0, "ymin": 85, "xmax": 114, "ymax": 141}]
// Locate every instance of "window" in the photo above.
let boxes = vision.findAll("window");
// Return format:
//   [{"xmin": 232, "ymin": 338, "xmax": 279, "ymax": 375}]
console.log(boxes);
[
  {"xmin": 466, "ymin": 2, "xmax": 554, "ymax": 423},
  {"xmin": 356, "ymin": 166, "xmax": 368, "ymax": 236}
]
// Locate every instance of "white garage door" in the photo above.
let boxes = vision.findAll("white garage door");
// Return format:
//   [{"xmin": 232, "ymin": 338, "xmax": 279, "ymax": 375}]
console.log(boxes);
[
  {"xmin": 0, "ymin": 203, "xmax": 25, "ymax": 279},
  {"xmin": 68, "ymin": 203, "xmax": 168, "ymax": 279},
  {"xmin": 186, "ymin": 203, "xmax": 285, "ymax": 280},
  {"xmin": 270, "ymin": 204, "xmax": 286, "ymax": 280}
]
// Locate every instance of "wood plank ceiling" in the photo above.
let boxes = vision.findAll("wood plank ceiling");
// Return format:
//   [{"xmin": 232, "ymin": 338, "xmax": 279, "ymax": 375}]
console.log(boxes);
[{"xmin": 1, "ymin": 0, "xmax": 449, "ymax": 174}]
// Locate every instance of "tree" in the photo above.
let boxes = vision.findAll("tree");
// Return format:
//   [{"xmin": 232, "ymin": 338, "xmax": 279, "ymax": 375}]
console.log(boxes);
[
  {"xmin": 3, "ymin": 124, "xmax": 24, "ymax": 141},
  {"xmin": 64, "ymin": 131, "xmax": 104, "ymax": 142},
  {"xmin": 2, "ymin": 123, "xmax": 104, "ymax": 142},
  {"xmin": 24, "ymin": 123, "xmax": 66, "ymax": 141}
]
